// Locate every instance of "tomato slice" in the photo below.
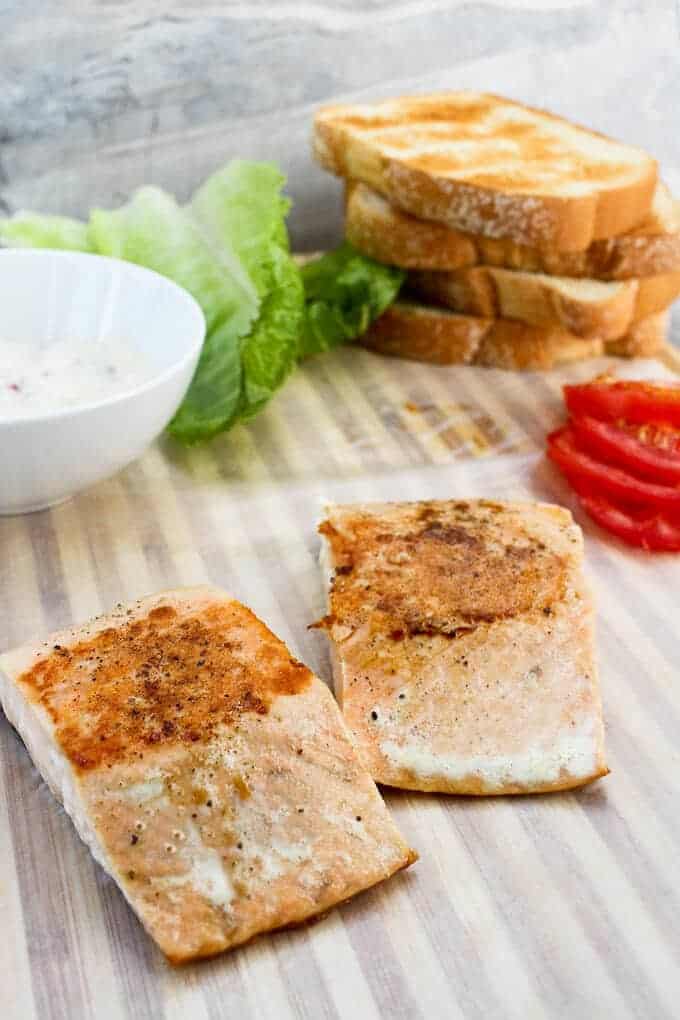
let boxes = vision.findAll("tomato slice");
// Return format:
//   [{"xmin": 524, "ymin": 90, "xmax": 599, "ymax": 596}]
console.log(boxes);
[
  {"xmin": 570, "ymin": 416, "xmax": 680, "ymax": 485},
  {"xmin": 547, "ymin": 425, "xmax": 680, "ymax": 511},
  {"xmin": 578, "ymin": 494, "xmax": 680, "ymax": 551},
  {"xmin": 564, "ymin": 379, "xmax": 680, "ymax": 427}
]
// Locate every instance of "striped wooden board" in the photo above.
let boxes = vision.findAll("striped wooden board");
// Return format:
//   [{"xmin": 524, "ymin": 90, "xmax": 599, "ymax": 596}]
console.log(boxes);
[{"xmin": 2, "ymin": 347, "xmax": 680, "ymax": 1020}]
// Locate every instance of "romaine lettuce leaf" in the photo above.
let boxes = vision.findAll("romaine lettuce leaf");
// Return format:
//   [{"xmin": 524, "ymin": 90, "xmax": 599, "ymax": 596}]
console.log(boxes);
[
  {"xmin": 169, "ymin": 246, "xmax": 303, "ymax": 443},
  {"xmin": 300, "ymin": 243, "xmax": 404, "ymax": 357},
  {"xmin": 167, "ymin": 315, "xmax": 245, "ymax": 443},
  {"xmin": 190, "ymin": 160, "xmax": 291, "ymax": 286},
  {"xmin": 239, "ymin": 245, "xmax": 304, "ymax": 420},
  {"xmin": 89, "ymin": 186, "xmax": 257, "ymax": 336},
  {"xmin": 184, "ymin": 161, "xmax": 305, "ymax": 437}
]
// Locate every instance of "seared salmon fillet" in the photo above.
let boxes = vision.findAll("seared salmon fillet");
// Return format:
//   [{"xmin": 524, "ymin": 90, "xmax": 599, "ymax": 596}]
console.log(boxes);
[
  {"xmin": 0, "ymin": 586, "xmax": 416, "ymax": 963},
  {"xmin": 316, "ymin": 501, "xmax": 608, "ymax": 795}
]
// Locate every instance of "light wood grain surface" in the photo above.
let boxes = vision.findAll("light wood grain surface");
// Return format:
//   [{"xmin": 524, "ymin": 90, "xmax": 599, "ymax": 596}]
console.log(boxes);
[{"xmin": 2, "ymin": 346, "xmax": 680, "ymax": 1020}]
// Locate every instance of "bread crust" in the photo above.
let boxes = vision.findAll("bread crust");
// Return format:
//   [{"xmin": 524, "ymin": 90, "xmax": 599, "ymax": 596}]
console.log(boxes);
[
  {"xmin": 408, "ymin": 266, "xmax": 680, "ymax": 340},
  {"xmin": 360, "ymin": 301, "xmax": 667, "ymax": 370},
  {"xmin": 605, "ymin": 310, "xmax": 669, "ymax": 357},
  {"xmin": 315, "ymin": 92, "xmax": 658, "ymax": 251},
  {"xmin": 345, "ymin": 182, "xmax": 680, "ymax": 279}
]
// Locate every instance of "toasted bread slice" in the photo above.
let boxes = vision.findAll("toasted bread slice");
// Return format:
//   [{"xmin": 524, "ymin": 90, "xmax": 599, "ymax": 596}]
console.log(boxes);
[
  {"xmin": 360, "ymin": 300, "xmax": 667, "ymax": 370},
  {"xmin": 346, "ymin": 181, "xmax": 680, "ymax": 279},
  {"xmin": 316, "ymin": 500, "xmax": 608, "ymax": 795},
  {"xmin": 314, "ymin": 93, "xmax": 657, "ymax": 250},
  {"xmin": 475, "ymin": 320, "xmax": 605, "ymax": 371},
  {"xmin": 408, "ymin": 265, "xmax": 680, "ymax": 340},
  {"xmin": 0, "ymin": 587, "xmax": 416, "ymax": 963},
  {"xmin": 605, "ymin": 310, "xmax": 670, "ymax": 357}
]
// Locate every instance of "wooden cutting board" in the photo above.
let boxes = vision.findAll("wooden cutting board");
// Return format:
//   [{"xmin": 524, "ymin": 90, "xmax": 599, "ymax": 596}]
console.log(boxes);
[{"xmin": 2, "ymin": 346, "xmax": 680, "ymax": 1020}]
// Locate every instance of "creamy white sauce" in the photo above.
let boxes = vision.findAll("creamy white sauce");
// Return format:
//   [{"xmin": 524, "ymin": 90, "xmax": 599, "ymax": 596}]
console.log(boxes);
[{"xmin": 0, "ymin": 337, "xmax": 153, "ymax": 417}]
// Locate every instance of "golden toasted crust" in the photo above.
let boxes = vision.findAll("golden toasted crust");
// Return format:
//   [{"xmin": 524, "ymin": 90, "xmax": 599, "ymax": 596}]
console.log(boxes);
[
  {"xmin": 317, "ymin": 501, "xmax": 608, "ymax": 795},
  {"xmin": 361, "ymin": 301, "xmax": 490, "ymax": 364},
  {"xmin": 359, "ymin": 300, "xmax": 666, "ymax": 369},
  {"xmin": 346, "ymin": 182, "xmax": 478, "ymax": 270},
  {"xmin": 605, "ymin": 310, "xmax": 669, "ymax": 357},
  {"xmin": 314, "ymin": 92, "xmax": 657, "ymax": 250},
  {"xmin": 359, "ymin": 300, "xmax": 603, "ymax": 369},
  {"xmin": 408, "ymin": 267, "xmax": 680, "ymax": 340},
  {"xmin": 346, "ymin": 181, "xmax": 680, "ymax": 279},
  {"xmin": 0, "ymin": 587, "xmax": 416, "ymax": 963},
  {"xmin": 476, "ymin": 320, "xmax": 605, "ymax": 371}
]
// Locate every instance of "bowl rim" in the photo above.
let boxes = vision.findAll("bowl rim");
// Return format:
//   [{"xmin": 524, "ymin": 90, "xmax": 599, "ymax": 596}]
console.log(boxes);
[{"xmin": 0, "ymin": 248, "xmax": 206, "ymax": 426}]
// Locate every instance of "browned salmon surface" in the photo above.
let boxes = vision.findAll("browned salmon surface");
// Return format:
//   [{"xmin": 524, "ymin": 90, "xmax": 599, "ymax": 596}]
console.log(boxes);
[
  {"xmin": 317, "ymin": 501, "xmax": 608, "ymax": 795},
  {"xmin": 0, "ymin": 587, "xmax": 416, "ymax": 962}
]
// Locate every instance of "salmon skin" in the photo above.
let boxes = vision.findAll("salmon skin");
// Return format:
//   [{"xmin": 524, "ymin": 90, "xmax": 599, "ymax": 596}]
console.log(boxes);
[
  {"xmin": 0, "ymin": 586, "xmax": 416, "ymax": 962},
  {"xmin": 316, "ymin": 500, "xmax": 608, "ymax": 795}
]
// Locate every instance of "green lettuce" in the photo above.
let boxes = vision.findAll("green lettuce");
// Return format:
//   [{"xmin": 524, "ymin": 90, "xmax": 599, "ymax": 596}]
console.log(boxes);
[
  {"xmin": 240, "ymin": 246, "xmax": 304, "ymax": 418},
  {"xmin": 89, "ymin": 186, "xmax": 257, "ymax": 336},
  {"xmin": 175, "ymin": 161, "xmax": 303, "ymax": 441},
  {"xmin": 300, "ymin": 243, "xmax": 404, "ymax": 357},
  {"xmin": 190, "ymin": 161, "xmax": 291, "ymax": 285}
]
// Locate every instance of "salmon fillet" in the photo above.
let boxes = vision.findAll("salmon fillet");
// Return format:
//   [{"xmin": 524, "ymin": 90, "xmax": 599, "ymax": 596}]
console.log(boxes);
[
  {"xmin": 316, "ymin": 501, "xmax": 608, "ymax": 795},
  {"xmin": 0, "ymin": 586, "xmax": 416, "ymax": 963}
]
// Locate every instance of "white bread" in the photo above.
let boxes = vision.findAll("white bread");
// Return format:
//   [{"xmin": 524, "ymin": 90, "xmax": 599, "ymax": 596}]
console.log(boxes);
[
  {"xmin": 359, "ymin": 300, "xmax": 668, "ymax": 370},
  {"xmin": 346, "ymin": 181, "xmax": 680, "ymax": 279},
  {"xmin": 408, "ymin": 265, "xmax": 680, "ymax": 340},
  {"xmin": 314, "ymin": 92, "xmax": 657, "ymax": 250}
]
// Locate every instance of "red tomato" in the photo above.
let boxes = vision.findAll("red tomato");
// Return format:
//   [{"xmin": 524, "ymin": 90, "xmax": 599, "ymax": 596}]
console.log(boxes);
[
  {"xmin": 570, "ymin": 416, "xmax": 680, "ymax": 485},
  {"xmin": 564, "ymin": 379, "xmax": 680, "ymax": 427},
  {"xmin": 547, "ymin": 425, "xmax": 680, "ymax": 511},
  {"xmin": 578, "ymin": 494, "xmax": 680, "ymax": 552}
]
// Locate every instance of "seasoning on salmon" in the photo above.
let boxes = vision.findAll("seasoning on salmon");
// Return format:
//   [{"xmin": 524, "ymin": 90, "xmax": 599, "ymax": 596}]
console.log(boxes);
[
  {"xmin": 316, "ymin": 500, "xmax": 608, "ymax": 795},
  {"xmin": 0, "ymin": 586, "xmax": 416, "ymax": 963}
]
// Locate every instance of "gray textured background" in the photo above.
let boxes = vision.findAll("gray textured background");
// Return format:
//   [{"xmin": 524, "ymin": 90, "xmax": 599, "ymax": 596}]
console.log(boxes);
[{"xmin": 2, "ymin": 0, "xmax": 679, "ymax": 252}]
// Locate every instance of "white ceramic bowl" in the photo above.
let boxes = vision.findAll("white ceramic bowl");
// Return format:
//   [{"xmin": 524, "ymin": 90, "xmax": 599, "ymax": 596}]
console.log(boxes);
[{"xmin": 0, "ymin": 249, "xmax": 205, "ymax": 514}]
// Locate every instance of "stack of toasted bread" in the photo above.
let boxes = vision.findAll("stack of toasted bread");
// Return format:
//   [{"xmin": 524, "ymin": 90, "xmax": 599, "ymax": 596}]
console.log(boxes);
[{"xmin": 314, "ymin": 93, "xmax": 680, "ymax": 369}]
